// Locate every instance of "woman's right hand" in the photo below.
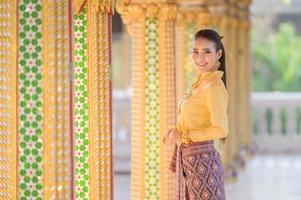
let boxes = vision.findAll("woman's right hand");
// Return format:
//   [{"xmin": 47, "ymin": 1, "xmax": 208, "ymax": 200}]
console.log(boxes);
[{"xmin": 163, "ymin": 128, "xmax": 181, "ymax": 145}]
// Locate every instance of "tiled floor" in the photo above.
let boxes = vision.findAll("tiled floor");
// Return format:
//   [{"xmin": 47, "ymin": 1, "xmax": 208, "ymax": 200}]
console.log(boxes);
[
  {"xmin": 114, "ymin": 154, "xmax": 301, "ymax": 200},
  {"xmin": 226, "ymin": 154, "xmax": 301, "ymax": 200}
]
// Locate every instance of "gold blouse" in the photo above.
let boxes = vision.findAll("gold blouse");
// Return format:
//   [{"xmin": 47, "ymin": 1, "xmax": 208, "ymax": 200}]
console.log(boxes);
[{"xmin": 177, "ymin": 70, "xmax": 229, "ymax": 144}]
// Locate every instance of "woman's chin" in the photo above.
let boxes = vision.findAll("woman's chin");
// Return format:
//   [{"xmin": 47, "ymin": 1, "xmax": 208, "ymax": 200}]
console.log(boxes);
[{"xmin": 197, "ymin": 67, "xmax": 209, "ymax": 73}]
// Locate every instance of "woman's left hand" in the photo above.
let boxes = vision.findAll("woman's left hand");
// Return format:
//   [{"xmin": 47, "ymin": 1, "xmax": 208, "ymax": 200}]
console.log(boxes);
[{"xmin": 163, "ymin": 128, "xmax": 181, "ymax": 145}]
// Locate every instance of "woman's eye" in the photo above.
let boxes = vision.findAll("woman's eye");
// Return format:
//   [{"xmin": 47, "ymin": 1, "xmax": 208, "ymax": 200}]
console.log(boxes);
[
  {"xmin": 192, "ymin": 50, "xmax": 198, "ymax": 54},
  {"xmin": 204, "ymin": 51, "xmax": 211, "ymax": 54}
]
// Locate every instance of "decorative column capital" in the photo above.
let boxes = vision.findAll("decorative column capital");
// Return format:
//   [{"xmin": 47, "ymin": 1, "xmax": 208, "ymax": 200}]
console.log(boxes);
[
  {"xmin": 117, "ymin": 2, "xmax": 177, "ymax": 24},
  {"xmin": 236, "ymin": 0, "xmax": 251, "ymax": 30},
  {"xmin": 176, "ymin": 6, "xmax": 210, "ymax": 26},
  {"xmin": 74, "ymin": 0, "xmax": 113, "ymax": 14},
  {"xmin": 158, "ymin": 4, "xmax": 177, "ymax": 20}
]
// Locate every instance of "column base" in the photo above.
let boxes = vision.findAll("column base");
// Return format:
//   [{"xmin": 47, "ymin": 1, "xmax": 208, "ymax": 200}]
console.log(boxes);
[
  {"xmin": 241, "ymin": 143, "xmax": 256, "ymax": 160},
  {"xmin": 234, "ymin": 154, "xmax": 246, "ymax": 171},
  {"xmin": 224, "ymin": 164, "xmax": 238, "ymax": 183}
]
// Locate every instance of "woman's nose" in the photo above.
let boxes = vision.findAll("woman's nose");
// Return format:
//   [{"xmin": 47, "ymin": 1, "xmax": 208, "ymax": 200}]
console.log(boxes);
[{"xmin": 195, "ymin": 53, "xmax": 204, "ymax": 62}]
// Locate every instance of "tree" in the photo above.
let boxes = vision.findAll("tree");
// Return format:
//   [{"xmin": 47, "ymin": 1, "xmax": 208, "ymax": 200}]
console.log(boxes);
[{"xmin": 252, "ymin": 22, "xmax": 301, "ymax": 91}]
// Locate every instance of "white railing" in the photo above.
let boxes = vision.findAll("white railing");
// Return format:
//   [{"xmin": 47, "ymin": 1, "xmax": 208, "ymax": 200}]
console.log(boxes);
[{"xmin": 251, "ymin": 92, "xmax": 301, "ymax": 153}]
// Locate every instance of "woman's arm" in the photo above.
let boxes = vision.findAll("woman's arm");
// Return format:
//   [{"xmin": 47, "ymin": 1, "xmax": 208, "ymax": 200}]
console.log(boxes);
[{"xmin": 188, "ymin": 84, "xmax": 229, "ymax": 142}]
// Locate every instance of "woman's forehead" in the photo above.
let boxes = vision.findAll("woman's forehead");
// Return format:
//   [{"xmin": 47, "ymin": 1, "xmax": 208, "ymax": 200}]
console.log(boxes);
[{"xmin": 193, "ymin": 38, "xmax": 215, "ymax": 50}]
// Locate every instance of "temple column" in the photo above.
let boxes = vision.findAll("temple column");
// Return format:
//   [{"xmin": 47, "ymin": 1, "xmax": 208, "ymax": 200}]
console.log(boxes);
[
  {"xmin": 209, "ymin": 0, "xmax": 239, "ymax": 180},
  {"xmin": 0, "ymin": 1, "xmax": 17, "ymax": 199},
  {"xmin": 117, "ymin": 2, "xmax": 177, "ymax": 199},
  {"xmin": 176, "ymin": 7, "xmax": 197, "ymax": 102},
  {"xmin": 240, "ymin": 0, "xmax": 254, "ymax": 157},
  {"xmin": 73, "ymin": 1, "xmax": 114, "ymax": 199},
  {"xmin": 233, "ymin": 0, "xmax": 248, "ymax": 169},
  {"xmin": 223, "ymin": 0, "xmax": 241, "ymax": 179},
  {"xmin": 43, "ymin": 1, "xmax": 72, "ymax": 199}
]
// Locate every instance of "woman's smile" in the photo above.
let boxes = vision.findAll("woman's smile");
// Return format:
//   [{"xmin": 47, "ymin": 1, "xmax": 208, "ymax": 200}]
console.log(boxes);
[{"xmin": 195, "ymin": 63, "xmax": 207, "ymax": 67}]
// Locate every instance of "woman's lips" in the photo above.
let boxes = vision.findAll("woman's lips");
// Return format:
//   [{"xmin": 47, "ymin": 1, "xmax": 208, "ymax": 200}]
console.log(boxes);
[{"xmin": 196, "ymin": 63, "xmax": 207, "ymax": 67}]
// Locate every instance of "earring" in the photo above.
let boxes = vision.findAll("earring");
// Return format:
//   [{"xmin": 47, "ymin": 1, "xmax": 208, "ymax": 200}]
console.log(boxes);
[{"xmin": 216, "ymin": 61, "xmax": 221, "ymax": 69}]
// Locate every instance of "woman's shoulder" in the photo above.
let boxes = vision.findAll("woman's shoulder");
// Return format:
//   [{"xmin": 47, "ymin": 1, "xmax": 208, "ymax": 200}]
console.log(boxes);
[
  {"xmin": 205, "ymin": 79, "xmax": 228, "ymax": 97},
  {"xmin": 192, "ymin": 78, "xmax": 223, "ymax": 95}
]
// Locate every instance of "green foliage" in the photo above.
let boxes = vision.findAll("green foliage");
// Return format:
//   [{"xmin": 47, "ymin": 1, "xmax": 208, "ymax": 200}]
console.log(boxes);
[{"xmin": 252, "ymin": 23, "xmax": 301, "ymax": 91}]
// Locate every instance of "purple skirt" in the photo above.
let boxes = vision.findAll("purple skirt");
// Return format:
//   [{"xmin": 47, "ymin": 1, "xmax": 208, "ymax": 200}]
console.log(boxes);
[{"xmin": 170, "ymin": 141, "xmax": 225, "ymax": 200}]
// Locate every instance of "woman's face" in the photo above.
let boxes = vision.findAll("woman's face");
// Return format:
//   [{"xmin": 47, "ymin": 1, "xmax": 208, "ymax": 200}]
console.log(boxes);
[{"xmin": 191, "ymin": 37, "xmax": 222, "ymax": 73}]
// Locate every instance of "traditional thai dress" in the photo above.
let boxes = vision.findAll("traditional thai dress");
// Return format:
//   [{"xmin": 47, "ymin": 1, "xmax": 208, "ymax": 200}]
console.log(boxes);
[{"xmin": 170, "ymin": 70, "xmax": 229, "ymax": 200}]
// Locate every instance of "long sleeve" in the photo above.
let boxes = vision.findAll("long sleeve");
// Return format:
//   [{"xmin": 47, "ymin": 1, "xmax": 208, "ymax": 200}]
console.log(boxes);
[{"xmin": 187, "ymin": 84, "xmax": 229, "ymax": 142}]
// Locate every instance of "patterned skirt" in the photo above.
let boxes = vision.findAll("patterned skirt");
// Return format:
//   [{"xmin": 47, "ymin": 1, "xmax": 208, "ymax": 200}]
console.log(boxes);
[{"xmin": 170, "ymin": 141, "xmax": 225, "ymax": 200}]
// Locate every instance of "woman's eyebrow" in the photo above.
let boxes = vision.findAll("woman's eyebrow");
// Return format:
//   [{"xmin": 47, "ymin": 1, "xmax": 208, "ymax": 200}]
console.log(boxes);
[{"xmin": 193, "ymin": 48, "xmax": 211, "ymax": 51}]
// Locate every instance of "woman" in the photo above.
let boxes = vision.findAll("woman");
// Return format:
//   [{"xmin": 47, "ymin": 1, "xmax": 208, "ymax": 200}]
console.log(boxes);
[{"xmin": 163, "ymin": 29, "xmax": 229, "ymax": 200}]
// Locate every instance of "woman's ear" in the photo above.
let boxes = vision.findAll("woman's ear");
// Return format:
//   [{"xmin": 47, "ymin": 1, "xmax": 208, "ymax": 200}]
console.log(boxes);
[{"xmin": 217, "ymin": 49, "xmax": 223, "ymax": 60}]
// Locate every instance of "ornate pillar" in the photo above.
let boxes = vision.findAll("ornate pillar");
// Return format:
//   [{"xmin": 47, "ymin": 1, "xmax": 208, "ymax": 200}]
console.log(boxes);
[
  {"xmin": 240, "ymin": 0, "xmax": 253, "ymax": 157},
  {"xmin": 73, "ymin": 1, "xmax": 113, "ymax": 199},
  {"xmin": 0, "ymin": 1, "xmax": 17, "ymax": 199},
  {"xmin": 176, "ymin": 7, "xmax": 197, "ymax": 102},
  {"xmin": 223, "ymin": 0, "xmax": 241, "ymax": 179},
  {"xmin": 231, "ymin": 0, "xmax": 253, "ymax": 168},
  {"xmin": 118, "ymin": 2, "xmax": 177, "ymax": 199},
  {"xmin": 209, "ymin": 0, "xmax": 237, "ymax": 178},
  {"xmin": 2, "ymin": 1, "xmax": 73, "ymax": 199},
  {"xmin": 233, "ymin": 1, "xmax": 247, "ymax": 169},
  {"xmin": 1, "ymin": 0, "xmax": 114, "ymax": 199},
  {"xmin": 17, "ymin": 0, "xmax": 46, "ymax": 199},
  {"xmin": 43, "ymin": 1, "xmax": 72, "ymax": 199}
]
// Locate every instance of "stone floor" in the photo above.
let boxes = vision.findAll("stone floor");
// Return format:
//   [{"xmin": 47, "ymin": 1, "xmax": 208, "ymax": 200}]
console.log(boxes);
[{"xmin": 114, "ymin": 154, "xmax": 301, "ymax": 200}]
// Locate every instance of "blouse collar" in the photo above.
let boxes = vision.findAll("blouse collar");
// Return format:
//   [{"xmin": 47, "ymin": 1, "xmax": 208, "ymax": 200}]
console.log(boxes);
[{"xmin": 198, "ymin": 70, "xmax": 224, "ymax": 82}]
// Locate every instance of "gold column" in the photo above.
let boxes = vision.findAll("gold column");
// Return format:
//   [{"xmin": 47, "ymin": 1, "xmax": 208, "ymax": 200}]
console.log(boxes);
[
  {"xmin": 223, "ymin": 0, "xmax": 240, "ymax": 179},
  {"xmin": 118, "ymin": 2, "xmax": 177, "ymax": 199},
  {"xmin": 200, "ymin": 0, "xmax": 233, "ymax": 172},
  {"xmin": 210, "ymin": 0, "xmax": 235, "ymax": 177},
  {"xmin": 119, "ymin": 6, "xmax": 146, "ymax": 199},
  {"xmin": 177, "ymin": 9, "xmax": 197, "ymax": 98},
  {"xmin": 241, "ymin": 0, "xmax": 253, "ymax": 156},
  {"xmin": 174, "ymin": 9, "xmax": 186, "ymax": 102},
  {"xmin": 87, "ymin": 4, "xmax": 113, "ymax": 200},
  {"xmin": 74, "ymin": 0, "xmax": 114, "ymax": 199},
  {"xmin": 234, "ymin": 1, "xmax": 246, "ymax": 169},
  {"xmin": 232, "ymin": 0, "xmax": 253, "ymax": 166},
  {"xmin": 43, "ymin": 1, "xmax": 71, "ymax": 199},
  {"xmin": 0, "ymin": 1, "xmax": 17, "ymax": 199},
  {"xmin": 237, "ymin": 3, "xmax": 245, "ymax": 161},
  {"xmin": 158, "ymin": 8, "xmax": 178, "ymax": 199}
]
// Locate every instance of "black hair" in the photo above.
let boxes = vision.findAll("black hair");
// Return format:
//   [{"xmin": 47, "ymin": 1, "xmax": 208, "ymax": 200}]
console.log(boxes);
[{"xmin": 194, "ymin": 29, "xmax": 226, "ymax": 86}]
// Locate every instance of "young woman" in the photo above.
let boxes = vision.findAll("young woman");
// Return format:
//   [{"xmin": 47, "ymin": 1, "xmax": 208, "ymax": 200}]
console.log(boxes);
[{"xmin": 163, "ymin": 29, "xmax": 229, "ymax": 200}]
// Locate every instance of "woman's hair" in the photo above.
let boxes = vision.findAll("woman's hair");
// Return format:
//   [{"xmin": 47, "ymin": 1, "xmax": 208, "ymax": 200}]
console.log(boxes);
[{"xmin": 194, "ymin": 29, "xmax": 226, "ymax": 86}]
